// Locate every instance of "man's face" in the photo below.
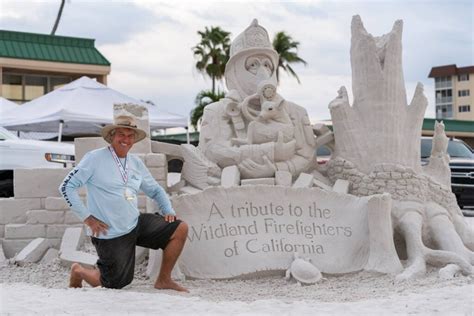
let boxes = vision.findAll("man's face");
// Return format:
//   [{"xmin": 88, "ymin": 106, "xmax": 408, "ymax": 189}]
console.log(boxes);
[{"xmin": 111, "ymin": 127, "xmax": 136, "ymax": 157}]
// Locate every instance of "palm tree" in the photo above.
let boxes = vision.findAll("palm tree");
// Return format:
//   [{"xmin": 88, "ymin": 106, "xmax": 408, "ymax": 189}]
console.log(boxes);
[
  {"xmin": 272, "ymin": 31, "xmax": 307, "ymax": 84},
  {"xmin": 193, "ymin": 26, "xmax": 231, "ymax": 94},
  {"xmin": 51, "ymin": 0, "xmax": 66, "ymax": 35},
  {"xmin": 190, "ymin": 89, "xmax": 225, "ymax": 129}
]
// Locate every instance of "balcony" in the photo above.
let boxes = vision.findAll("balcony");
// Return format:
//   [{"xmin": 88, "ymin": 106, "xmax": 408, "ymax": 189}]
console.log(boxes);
[
  {"xmin": 435, "ymin": 81, "xmax": 452, "ymax": 89},
  {"xmin": 436, "ymin": 96, "xmax": 453, "ymax": 104}
]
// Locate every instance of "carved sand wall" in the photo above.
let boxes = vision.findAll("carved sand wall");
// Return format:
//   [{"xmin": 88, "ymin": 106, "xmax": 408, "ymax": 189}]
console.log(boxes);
[{"xmin": 171, "ymin": 186, "xmax": 400, "ymax": 279}]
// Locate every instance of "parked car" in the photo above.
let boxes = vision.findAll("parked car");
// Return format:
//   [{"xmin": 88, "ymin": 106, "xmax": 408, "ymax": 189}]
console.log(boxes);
[
  {"xmin": 0, "ymin": 127, "xmax": 75, "ymax": 197},
  {"xmin": 316, "ymin": 145, "xmax": 332, "ymax": 165},
  {"xmin": 421, "ymin": 137, "xmax": 474, "ymax": 211}
]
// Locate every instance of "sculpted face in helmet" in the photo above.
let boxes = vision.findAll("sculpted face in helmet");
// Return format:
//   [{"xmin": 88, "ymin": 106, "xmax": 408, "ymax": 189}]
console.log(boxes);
[
  {"xmin": 225, "ymin": 19, "xmax": 279, "ymax": 97},
  {"xmin": 229, "ymin": 53, "xmax": 276, "ymax": 96},
  {"xmin": 245, "ymin": 54, "xmax": 274, "ymax": 77}
]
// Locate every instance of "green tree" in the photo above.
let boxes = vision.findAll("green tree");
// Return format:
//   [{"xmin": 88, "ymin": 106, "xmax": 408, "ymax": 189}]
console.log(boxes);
[
  {"xmin": 193, "ymin": 26, "xmax": 231, "ymax": 94},
  {"xmin": 190, "ymin": 89, "xmax": 225, "ymax": 129},
  {"xmin": 272, "ymin": 31, "xmax": 307, "ymax": 84}
]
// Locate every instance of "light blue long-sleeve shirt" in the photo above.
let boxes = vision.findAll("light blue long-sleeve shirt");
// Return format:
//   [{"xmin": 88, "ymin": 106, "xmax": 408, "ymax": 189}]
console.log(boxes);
[{"xmin": 59, "ymin": 147, "xmax": 175, "ymax": 239}]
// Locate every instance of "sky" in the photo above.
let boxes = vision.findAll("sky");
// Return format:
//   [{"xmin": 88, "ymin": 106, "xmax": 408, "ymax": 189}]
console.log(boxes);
[{"xmin": 1, "ymin": 0, "xmax": 473, "ymax": 124}]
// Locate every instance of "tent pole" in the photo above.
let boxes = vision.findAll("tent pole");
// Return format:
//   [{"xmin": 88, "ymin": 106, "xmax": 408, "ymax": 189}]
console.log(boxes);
[
  {"xmin": 186, "ymin": 116, "xmax": 190, "ymax": 144},
  {"xmin": 58, "ymin": 120, "xmax": 64, "ymax": 142}
]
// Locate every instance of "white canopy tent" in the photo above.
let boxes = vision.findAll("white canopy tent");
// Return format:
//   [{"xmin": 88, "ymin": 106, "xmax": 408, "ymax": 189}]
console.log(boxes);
[
  {"xmin": 0, "ymin": 97, "xmax": 18, "ymax": 115},
  {"xmin": 0, "ymin": 77, "xmax": 188, "ymax": 140}
]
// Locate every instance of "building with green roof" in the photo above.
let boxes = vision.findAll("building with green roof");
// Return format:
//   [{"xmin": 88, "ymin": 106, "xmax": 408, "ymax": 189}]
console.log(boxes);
[{"xmin": 0, "ymin": 30, "xmax": 110, "ymax": 104}]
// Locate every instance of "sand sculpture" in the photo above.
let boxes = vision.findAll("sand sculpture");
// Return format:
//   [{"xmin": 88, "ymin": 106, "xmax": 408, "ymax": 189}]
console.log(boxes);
[
  {"xmin": 326, "ymin": 16, "xmax": 474, "ymax": 281},
  {"xmin": 173, "ymin": 16, "xmax": 473, "ymax": 281},
  {"xmin": 195, "ymin": 19, "xmax": 315, "ymax": 180}
]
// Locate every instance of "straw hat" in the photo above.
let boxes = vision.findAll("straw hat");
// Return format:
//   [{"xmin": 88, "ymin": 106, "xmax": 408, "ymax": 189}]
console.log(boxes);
[{"xmin": 101, "ymin": 115, "xmax": 147, "ymax": 144}]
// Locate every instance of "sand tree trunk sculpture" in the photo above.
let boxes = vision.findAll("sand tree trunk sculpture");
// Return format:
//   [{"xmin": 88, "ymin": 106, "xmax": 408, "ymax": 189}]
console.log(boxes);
[{"xmin": 327, "ymin": 15, "xmax": 473, "ymax": 281}]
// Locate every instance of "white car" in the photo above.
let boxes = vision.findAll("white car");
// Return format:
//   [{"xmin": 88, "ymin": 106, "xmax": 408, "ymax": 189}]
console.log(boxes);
[{"xmin": 0, "ymin": 127, "xmax": 75, "ymax": 197}]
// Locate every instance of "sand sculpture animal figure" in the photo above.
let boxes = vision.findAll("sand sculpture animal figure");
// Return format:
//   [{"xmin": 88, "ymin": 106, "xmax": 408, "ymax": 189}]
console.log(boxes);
[
  {"xmin": 285, "ymin": 252, "xmax": 323, "ymax": 285},
  {"xmin": 422, "ymin": 121, "xmax": 451, "ymax": 188},
  {"xmin": 431, "ymin": 121, "xmax": 449, "ymax": 156},
  {"xmin": 325, "ymin": 16, "xmax": 473, "ymax": 281},
  {"xmin": 232, "ymin": 80, "xmax": 294, "ymax": 147}
]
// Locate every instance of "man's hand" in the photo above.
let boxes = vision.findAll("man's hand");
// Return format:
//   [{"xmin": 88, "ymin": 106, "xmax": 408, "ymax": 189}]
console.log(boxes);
[
  {"xmin": 238, "ymin": 155, "xmax": 276, "ymax": 178},
  {"xmin": 164, "ymin": 214, "xmax": 177, "ymax": 223},
  {"xmin": 84, "ymin": 216, "xmax": 109, "ymax": 237},
  {"xmin": 274, "ymin": 131, "xmax": 296, "ymax": 161}
]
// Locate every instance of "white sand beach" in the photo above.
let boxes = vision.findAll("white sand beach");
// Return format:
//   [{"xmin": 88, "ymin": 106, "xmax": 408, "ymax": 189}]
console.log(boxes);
[{"xmin": 1, "ymin": 234, "xmax": 473, "ymax": 315}]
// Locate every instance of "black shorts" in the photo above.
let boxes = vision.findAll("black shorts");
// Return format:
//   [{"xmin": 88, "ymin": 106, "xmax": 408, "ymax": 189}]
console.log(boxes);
[{"xmin": 91, "ymin": 213, "xmax": 181, "ymax": 289}]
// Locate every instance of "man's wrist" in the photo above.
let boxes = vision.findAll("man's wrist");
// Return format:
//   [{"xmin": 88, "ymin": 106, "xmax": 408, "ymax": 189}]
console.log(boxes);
[
  {"xmin": 82, "ymin": 214, "xmax": 92, "ymax": 222},
  {"xmin": 83, "ymin": 214, "xmax": 96, "ymax": 223}
]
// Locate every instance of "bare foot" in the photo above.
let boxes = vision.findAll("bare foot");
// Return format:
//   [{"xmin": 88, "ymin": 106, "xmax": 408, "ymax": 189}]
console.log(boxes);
[
  {"xmin": 69, "ymin": 263, "xmax": 83, "ymax": 288},
  {"xmin": 154, "ymin": 279, "xmax": 189, "ymax": 292}
]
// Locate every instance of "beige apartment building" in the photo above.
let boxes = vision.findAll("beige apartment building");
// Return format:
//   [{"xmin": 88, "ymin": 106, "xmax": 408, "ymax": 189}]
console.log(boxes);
[
  {"xmin": 428, "ymin": 64, "xmax": 474, "ymax": 121},
  {"xmin": 0, "ymin": 30, "xmax": 110, "ymax": 104}
]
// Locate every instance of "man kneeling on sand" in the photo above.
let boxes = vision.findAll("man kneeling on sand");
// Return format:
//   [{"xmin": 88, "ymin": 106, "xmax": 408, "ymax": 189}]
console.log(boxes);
[{"xmin": 59, "ymin": 114, "xmax": 188, "ymax": 292}]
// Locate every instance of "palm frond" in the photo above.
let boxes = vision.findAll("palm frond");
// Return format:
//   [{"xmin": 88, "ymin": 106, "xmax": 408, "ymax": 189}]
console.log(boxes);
[
  {"xmin": 192, "ymin": 26, "xmax": 231, "ymax": 93},
  {"xmin": 190, "ymin": 89, "xmax": 225, "ymax": 129},
  {"xmin": 272, "ymin": 31, "xmax": 307, "ymax": 84}
]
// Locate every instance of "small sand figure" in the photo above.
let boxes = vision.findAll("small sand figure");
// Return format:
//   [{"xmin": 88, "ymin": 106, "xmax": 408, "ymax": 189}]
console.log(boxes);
[
  {"xmin": 431, "ymin": 120, "xmax": 449, "ymax": 157},
  {"xmin": 233, "ymin": 80, "xmax": 294, "ymax": 146},
  {"xmin": 285, "ymin": 252, "xmax": 323, "ymax": 286}
]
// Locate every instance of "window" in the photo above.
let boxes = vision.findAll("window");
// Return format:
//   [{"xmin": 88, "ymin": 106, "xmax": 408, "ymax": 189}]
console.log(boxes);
[
  {"xmin": 436, "ymin": 89, "xmax": 453, "ymax": 103},
  {"xmin": 435, "ymin": 76, "xmax": 452, "ymax": 88},
  {"xmin": 436, "ymin": 104, "xmax": 453, "ymax": 119},
  {"xmin": 50, "ymin": 76, "xmax": 71, "ymax": 90},
  {"xmin": 458, "ymin": 74, "xmax": 469, "ymax": 81},
  {"xmin": 458, "ymin": 90, "xmax": 470, "ymax": 97},
  {"xmin": 459, "ymin": 105, "xmax": 471, "ymax": 113},
  {"xmin": 1, "ymin": 73, "xmax": 72, "ymax": 103},
  {"xmin": 25, "ymin": 76, "xmax": 48, "ymax": 101},
  {"xmin": 435, "ymin": 76, "xmax": 452, "ymax": 83},
  {"xmin": 2, "ymin": 74, "xmax": 23, "ymax": 102}
]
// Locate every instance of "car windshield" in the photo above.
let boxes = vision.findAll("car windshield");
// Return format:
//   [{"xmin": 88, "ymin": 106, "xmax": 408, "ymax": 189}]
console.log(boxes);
[{"xmin": 421, "ymin": 138, "xmax": 474, "ymax": 159}]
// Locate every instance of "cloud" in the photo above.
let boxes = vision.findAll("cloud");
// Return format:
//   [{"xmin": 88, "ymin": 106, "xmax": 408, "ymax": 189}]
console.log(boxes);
[
  {"xmin": 1, "ymin": 0, "xmax": 471, "ymax": 122},
  {"xmin": 0, "ymin": 0, "xmax": 156, "ymax": 45}
]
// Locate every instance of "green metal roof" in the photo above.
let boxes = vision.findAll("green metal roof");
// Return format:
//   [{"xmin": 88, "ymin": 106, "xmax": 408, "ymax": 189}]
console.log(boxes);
[
  {"xmin": 0, "ymin": 30, "xmax": 110, "ymax": 66},
  {"xmin": 423, "ymin": 118, "xmax": 474, "ymax": 133},
  {"xmin": 153, "ymin": 132, "xmax": 200, "ymax": 144}
]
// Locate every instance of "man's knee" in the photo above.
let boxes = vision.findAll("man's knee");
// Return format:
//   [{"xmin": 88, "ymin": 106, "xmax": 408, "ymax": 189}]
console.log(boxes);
[
  {"xmin": 173, "ymin": 221, "xmax": 188, "ymax": 240},
  {"xmin": 71, "ymin": 262, "xmax": 82, "ymax": 275},
  {"xmin": 178, "ymin": 221, "xmax": 188, "ymax": 235}
]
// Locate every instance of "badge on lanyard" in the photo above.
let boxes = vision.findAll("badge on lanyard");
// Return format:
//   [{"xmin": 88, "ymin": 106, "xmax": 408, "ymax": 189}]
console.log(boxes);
[
  {"xmin": 124, "ymin": 187, "xmax": 136, "ymax": 201},
  {"xmin": 109, "ymin": 146, "xmax": 136, "ymax": 201}
]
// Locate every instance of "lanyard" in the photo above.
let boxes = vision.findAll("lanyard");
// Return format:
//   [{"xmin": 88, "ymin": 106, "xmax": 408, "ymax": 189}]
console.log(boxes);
[{"xmin": 108, "ymin": 146, "xmax": 128, "ymax": 183}]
